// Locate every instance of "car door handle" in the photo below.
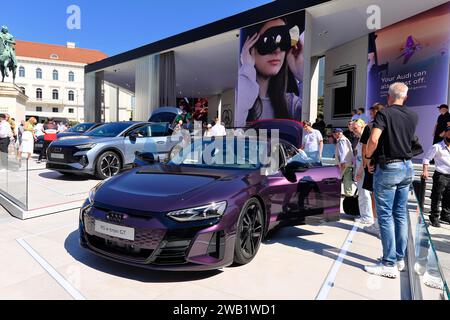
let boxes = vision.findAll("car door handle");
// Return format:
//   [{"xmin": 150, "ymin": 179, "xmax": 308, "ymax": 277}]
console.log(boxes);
[
  {"xmin": 156, "ymin": 141, "xmax": 165, "ymax": 144},
  {"xmin": 322, "ymin": 178, "xmax": 339, "ymax": 185}
]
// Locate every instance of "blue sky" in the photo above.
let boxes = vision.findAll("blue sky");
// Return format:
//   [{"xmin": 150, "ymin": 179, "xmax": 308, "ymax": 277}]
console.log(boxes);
[{"xmin": 1, "ymin": 0, "xmax": 273, "ymax": 56}]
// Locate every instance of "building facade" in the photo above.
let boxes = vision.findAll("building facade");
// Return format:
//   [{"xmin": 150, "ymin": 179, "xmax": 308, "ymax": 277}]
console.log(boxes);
[{"xmin": 12, "ymin": 40, "xmax": 134, "ymax": 123}]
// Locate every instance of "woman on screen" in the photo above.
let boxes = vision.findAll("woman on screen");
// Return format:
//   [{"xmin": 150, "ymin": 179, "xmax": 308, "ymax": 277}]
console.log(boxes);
[{"xmin": 236, "ymin": 17, "xmax": 304, "ymax": 127}]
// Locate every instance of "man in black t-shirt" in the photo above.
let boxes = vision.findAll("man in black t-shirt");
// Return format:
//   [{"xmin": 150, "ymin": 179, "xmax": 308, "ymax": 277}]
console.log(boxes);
[
  {"xmin": 433, "ymin": 104, "xmax": 450, "ymax": 145},
  {"xmin": 364, "ymin": 82, "xmax": 418, "ymax": 279},
  {"xmin": 312, "ymin": 114, "xmax": 326, "ymax": 137}
]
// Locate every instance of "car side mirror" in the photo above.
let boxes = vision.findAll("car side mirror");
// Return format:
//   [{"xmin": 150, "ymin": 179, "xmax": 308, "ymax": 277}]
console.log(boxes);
[
  {"xmin": 129, "ymin": 132, "xmax": 138, "ymax": 142},
  {"xmin": 133, "ymin": 152, "xmax": 155, "ymax": 167},
  {"xmin": 281, "ymin": 161, "xmax": 309, "ymax": 183}
]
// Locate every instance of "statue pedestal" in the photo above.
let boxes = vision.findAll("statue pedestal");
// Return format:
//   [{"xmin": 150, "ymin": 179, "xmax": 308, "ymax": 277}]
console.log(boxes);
[{"xmin": 0, "ymin": 82, "xmax": 28, "ymax": 121}]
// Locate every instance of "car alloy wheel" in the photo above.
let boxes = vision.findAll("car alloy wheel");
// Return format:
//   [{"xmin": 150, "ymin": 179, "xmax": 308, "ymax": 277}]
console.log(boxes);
[
  {"xmin": 234, "ymin": 198, "xmax": 264, "ymax": 265},
  {"xmin": 96, "ymin": 152, "xmax": 121, "ymax": 179}
]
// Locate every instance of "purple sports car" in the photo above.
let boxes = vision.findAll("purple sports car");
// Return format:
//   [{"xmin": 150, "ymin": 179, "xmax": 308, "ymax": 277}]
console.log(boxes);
[{"xmin": 79, "ymin": 120, "xmax": 341, "ymax": 271}]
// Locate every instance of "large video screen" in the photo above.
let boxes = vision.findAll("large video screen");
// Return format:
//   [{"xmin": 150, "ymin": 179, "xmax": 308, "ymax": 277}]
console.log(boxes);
[
  {"xmin": 366, "ymin": 2, "xmax": 450, "ymax": 155},
  {"xmin": 235, "ymin": 11, "xmax": 306, "ymax": 127}
]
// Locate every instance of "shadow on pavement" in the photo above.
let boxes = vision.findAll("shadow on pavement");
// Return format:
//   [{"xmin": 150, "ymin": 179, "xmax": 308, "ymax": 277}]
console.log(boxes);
[
  {"xmin": 38, "ymin": 171, "xmax": 92, "ymax": 181},
  {"xmin": 64, "ymin": 231, "xmax": 222, "ymax": 282},
  {"xmin": 264, "ymin": 224, "xmax": 378, "ymax": 270}
]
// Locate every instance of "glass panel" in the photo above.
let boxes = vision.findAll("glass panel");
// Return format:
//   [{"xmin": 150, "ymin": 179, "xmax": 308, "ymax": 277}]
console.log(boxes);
[
  {"xmin": 411, "ymin": 180, "xmax": 449, "ymax": 300},
  {"xmin": 0, "ymin": 142, "xmax": 28, "ymax": 210}
]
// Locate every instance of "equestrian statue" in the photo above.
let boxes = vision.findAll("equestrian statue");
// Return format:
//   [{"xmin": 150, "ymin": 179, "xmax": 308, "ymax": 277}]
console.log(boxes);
[{"xmin": 0, "ymin": 25, "xmax": 18, "ymax": 83}]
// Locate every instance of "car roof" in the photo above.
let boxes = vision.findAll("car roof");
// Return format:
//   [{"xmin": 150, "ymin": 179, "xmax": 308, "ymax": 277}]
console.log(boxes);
[
  {"xmin": 151, "ymin": 107, "xmax": 182, "ymax": 115},
  {"xmin": 249, "ymin": 119, "xmax": 304, "ymax": 148}
]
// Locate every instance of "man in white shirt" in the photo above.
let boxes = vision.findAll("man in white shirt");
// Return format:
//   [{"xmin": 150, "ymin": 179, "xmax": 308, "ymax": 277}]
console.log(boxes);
[
  {"xmin": 35, "ymin": 121, "xmax": 44, "ymax": 136},
  {"xmin": 302, "ymin": 121, "xmax": 323, "ymax": 164},
  {"xmin": 211, "ymin": 118, "xmax": 227, "ymax": 137},
  {"xmin": 423, "ymin": 126, "xmax": 450, "ymax": 227},
  {"xmin": 0, "ymin": 113, "xmax": 13, "ymax": 170},
  {"xmin": 333, "ymin": 128, "xmax": 354, "ymax": 197}
]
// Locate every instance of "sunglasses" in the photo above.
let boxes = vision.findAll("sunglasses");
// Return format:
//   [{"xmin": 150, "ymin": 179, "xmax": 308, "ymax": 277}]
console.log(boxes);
[{"xmin": 254, "ymin": 25, "xmax": 292, "ymax": 55}]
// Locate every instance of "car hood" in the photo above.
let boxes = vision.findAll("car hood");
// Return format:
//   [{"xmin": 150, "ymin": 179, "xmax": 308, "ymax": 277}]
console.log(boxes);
[
  {"xmin": 93, "ymin": 164, "xmax": 260, "ymax": 213},
  {"xmin": 51, "ymin": 136, "xmax": 120, "ymax": 146}
]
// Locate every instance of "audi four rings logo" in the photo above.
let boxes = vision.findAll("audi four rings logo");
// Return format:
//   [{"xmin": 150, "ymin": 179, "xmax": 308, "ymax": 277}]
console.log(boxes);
[{"xmin": 106, "ymin": 212, "xmax": 126, "ymax": 222}]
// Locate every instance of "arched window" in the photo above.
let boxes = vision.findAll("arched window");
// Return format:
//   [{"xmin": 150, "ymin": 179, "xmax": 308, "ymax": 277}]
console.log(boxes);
[
  {"xmin": 19, "ymin": 66, "xmax": 25, "ymax": 77},
  {"xmin": 68, "ymin": 71, "xmax": 75, "ymax": 82},
  {"xmin": 36, "ymin": 88, "xmax": 42, "ymax": 99},
  {"xmin": 20, "ymin": 87, "xmax": 26, "ymax": 95},
  {"xmin": 36, "ymin": 68, "xmax": 42, "ymax": 79},
  {"xmin": 68, "ymin": 90, "xmax": 75, "ymax": 101},
  {"xmin": 53, "ymin": 70, "xmax": 59, "ymax": 81},
  {"xmin": 52, "ymin": 89, "xmax": 59, "ymax": 100}
]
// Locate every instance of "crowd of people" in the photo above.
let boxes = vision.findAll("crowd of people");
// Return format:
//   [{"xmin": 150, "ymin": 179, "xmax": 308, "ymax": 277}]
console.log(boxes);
[
  {"xmin": 0, "ymin": 115, "xmax": 69, "ymax": 170},
  {"xmin": 300, "ymin": 82, "xmax": 449, "ymax": 280}
]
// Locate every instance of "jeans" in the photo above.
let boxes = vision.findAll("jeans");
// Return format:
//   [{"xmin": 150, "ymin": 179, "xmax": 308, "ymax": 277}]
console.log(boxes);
[
  {"xmin": 305, "ymin": 151, "xmax": 320, "ymax": 164},
  {"xmin": 38, "ymin": 140, "xmax": 51, "ymax": 161},
  {"xmin": 430, "ymin": 171, "xmax": 450, "ymax": 219},
  {"xmin": 342, "ymin": 166, "xmax": 353, "ymax": 197},
  {"xmin": 373, "ymin": 160, "xmax": 413, "ymax": 266},
  {"xmin": 357, "ymin": 170, "xmax": 373, "ymax": 222}
]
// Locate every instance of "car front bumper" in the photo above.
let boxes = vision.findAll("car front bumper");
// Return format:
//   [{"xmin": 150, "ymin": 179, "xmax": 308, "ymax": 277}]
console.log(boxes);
[
  {"xmin": 46, "ymin": 145, "xmax": 95, "ymax": 175},
  {"xmin": 78, "ymin": 200, "xmax": 237, "ymax": 271}
]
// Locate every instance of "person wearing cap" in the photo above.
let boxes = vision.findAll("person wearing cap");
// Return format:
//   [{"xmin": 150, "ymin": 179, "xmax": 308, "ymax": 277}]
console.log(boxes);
[
  {"xmin": 204, "ymin": 124, "xmax": 213, "ymax": 138},
  {"xmin": 333, "ymin": 128, "xmax": 353, "ymax": 197},
  {"xmin": 433, "ymin": 104, "xmax": 450, "ymax": 145},
  {"xmin": 422, "ymin": 126, "xmax": 450, "ymax": 227}
]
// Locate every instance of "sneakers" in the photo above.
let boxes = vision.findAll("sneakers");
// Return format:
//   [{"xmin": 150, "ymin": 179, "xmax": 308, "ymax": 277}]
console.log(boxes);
[
  {"xmin": 363, "ymin": 222, "xmax": 380, "ymax": 237},
  {"xmin": 429, "ymin": 216, "xmax": 441, "ymax": 228},
  {"xmin": 414, "ymin": 262, "xmax": 426, "ymax": 275},
  {"xmin": 364, "ymin": 263, "xmax": 399, "ymax": 279},
  {"xmin": 355, "ymin": 217, "xmax": 374, "ymax": 225},
  {"xmin": 397, "ymin": 260, "xmax": 406, "ymax": 272},
  {"xmin": 440, "ymin": 215, "xmax": 450, "ymax": 225},
  {"xmin": 423, "ymin": 271, "xmax": 444, "ymax": 290}
]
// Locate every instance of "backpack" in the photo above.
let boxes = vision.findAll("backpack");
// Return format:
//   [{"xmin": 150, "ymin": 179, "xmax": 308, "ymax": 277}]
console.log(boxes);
[{"xmin": 343, "ymin": 189, "xmax": 360, "ymax": 216}]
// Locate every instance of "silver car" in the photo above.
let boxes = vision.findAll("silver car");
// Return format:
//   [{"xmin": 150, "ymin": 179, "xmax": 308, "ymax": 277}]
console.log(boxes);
[{"xmin": 46, "ymin": 121, "xmax": 180, "ymax": 179}]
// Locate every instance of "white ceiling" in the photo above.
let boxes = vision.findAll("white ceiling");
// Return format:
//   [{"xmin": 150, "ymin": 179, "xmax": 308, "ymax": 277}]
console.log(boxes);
[
  {"xmin": 101, "ymin": 0, "xmax": 450, "ymax": 97},
  {"xmin": 172, "ymin": 30, "xmax": 240, "ymax": 98},
  {"xmin": 308, "ymin": 0, "xmax": 450, "ymax": 56}
]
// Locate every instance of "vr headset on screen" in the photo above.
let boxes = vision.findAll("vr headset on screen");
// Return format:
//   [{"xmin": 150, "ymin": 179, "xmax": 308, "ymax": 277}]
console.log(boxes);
[{"xmin": 253, "ymin": 25, "xmax": 300, "ymax": 55}]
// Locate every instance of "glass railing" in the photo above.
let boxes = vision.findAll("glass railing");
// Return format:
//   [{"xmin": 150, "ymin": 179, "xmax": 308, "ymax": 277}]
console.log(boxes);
[
  {"xmin": 0, "ymin": 149, "xmax": 28, "ymax": 210},
  {"xmin": 411, "ymin": 180, "xmax": 449, "ymax": 300}
]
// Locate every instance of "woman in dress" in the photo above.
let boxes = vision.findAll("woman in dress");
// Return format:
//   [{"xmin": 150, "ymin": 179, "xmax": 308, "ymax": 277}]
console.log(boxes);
[{"xmin": 19, "ymin": 117, "xmax": 37, "ymax": 161}]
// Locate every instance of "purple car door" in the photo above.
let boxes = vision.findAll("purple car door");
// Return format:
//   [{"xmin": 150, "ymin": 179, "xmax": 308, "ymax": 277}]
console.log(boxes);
[{"xmin": 264, "ymin": 141, "xmax": 341, "ymax": 227}]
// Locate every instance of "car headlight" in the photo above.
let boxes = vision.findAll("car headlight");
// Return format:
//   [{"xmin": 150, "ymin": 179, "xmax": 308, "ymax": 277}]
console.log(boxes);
[
  {"xmin": 76, "ymin": 143, "xmax": 97, "ymax": 150},
  {"xmin": 167, "ymin": 201, "xmax": 227, "ymax": 222},
  {"xmin": 88, "ymin": 178, "xmax": 110, "ymax": 203}
]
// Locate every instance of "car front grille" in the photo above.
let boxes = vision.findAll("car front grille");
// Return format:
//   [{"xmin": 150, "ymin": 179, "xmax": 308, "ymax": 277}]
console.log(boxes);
[
  {"xmin": 48, "ymin": 146, "xmax": 79, "ymax": 163},
  {"xmin": 84, "ymin": 214, "xmax": 166, "ymax": 263},
  {"xmin": 151, "ymin": 239, "xmax": 191, "ymax": 265}
]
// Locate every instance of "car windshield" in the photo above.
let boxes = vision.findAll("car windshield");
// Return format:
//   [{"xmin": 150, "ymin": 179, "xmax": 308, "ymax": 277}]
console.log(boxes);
[
  {"xmin": 149, "ymin": 112, "xmax": 177, "ymax": 124},
  {"xmin": 87, "ymin": 123, "xmax": 133, "ymax": 137},
  {"xmin": 168, "ymin": 138, "xmax": 269, "ymax": 170},
  {"xmin": 67, "ymin": 123, "xmax": 95, "ymax": 133}
]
